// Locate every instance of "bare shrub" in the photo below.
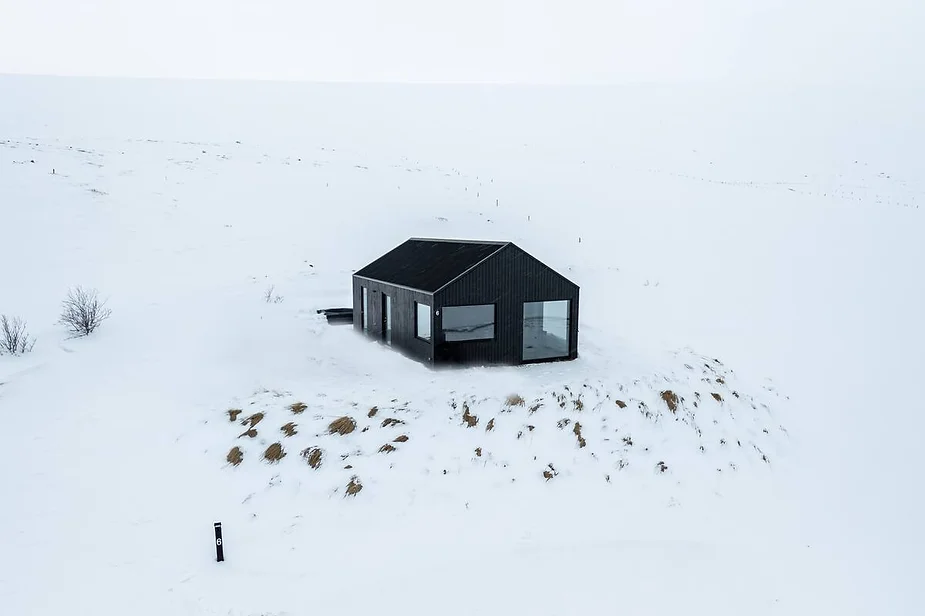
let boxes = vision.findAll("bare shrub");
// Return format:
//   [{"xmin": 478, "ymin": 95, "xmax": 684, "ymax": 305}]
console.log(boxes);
[
  {"xmin": 281, "ymin": 422, "xmax": 298, "ymax": 437},
  {"xmin": 0, "ymin": 315, "xmax": 35, "ymax": 355},
  {"xmin": 58, "ymin": 286, "xmax": 111, "ymax": 336},
  {"xmin": 227, "ymin": 409, "xmax": 242, "ymax": 422},
  {"xmin": 462, "ymin": 403, "xmax": 478, "ymax": 428},
  {"xmin": 264, "ymin": 285, "xmax": 283, "ymax": 304},
  {"xmin": 301, "ymin": 446, "xmax": 323, "ymax": 469},
  {"xmin": 505, "ymin": 394, "xmax": 525, "ymax": 407},
  {"xmin": 226, "ymin": 446, "xmax": 243, "ymax": 466},
  {"xmin": 328, "ymin": 416, "xmax": 357, "ymax": 435},
  {"xmin": 345, "ymin": 475, "xmax": 363, "ymax": 496},
  {"xmin": 262, "ymin": 442, "xmax": 286, "ymax": 463},
  {"xmin": 289, "ymin": 402, "xmax": 307, "ymax": 414}
]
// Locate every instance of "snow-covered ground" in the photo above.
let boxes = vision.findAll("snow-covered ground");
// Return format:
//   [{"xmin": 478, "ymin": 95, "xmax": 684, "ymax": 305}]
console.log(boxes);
[{"xmin": 1, "ymin": 75, "xmax": 923, "ymax": 615}]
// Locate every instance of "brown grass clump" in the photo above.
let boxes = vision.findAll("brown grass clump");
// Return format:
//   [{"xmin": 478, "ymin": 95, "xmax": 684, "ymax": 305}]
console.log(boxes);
[
  {"xmin": 381, "ymin": 418, "xmax": 405, "ymax": 428},
  {"xmin": 505, "ymin": 394, "xmax": 525, "ymax": 407},
  {"xmin": 227, "ymin": 409, "xmax": 242, "ymax": 422},
  {"xmin": 573, "ymin": 397, "xmax": 584, "ymax": 411},
  {"xmin": 301, "ymin": 446, "xmax": 323, "ymax": 469},
  {"xmin": 393, "ymin": 435, "xmax": 409, "ymax": 443},
  {"xmin": 262, "ymin": 442, "xmax": 286, "ymax": 463},
  {"xmin": 242, "ymin": 412, "xmax": 265, "ymax": 428},
  {"xmin": 485, "ymin": 418, "xmax": 495, "ymax": 432},
  {"xmin": 543, "ymin": 470, "xmax": 554, "ymax": 481},
  {"xmin": 280, "ymin": 422, "xmax": 298, "ymax": 437},
  {"xmin": 573, "ymin": 422, "xmax": 587, "ymax": 448},
  {"xmin": 379, "ymin": 443, "xmax": 396, "ymax": 454},
  {"xmin": 368, "ymin": 406, "xmax": 379, "ymax": 418},
  {"xmin": 462, "ymin": 405, "xmax": 478, "ymax": 428},
  {"xmin": 226, "ymin": 446, "xmax": 243, "ymax": 466},
  {"xmin": 615, "ymin": 400, "xmax": 627, "ymax": 409},
  {"xmin": 328, "ymin": 416, "xmax": 357, "ymax": 435},
  {"xmin": 660, "ymin": 391, "xmax": 679, "ymax": 413},
  {"xmin": 475, "ymin": 447, "xmax": 482, "ymax": 457},
  {"xmin": 711, "ymin": 392, "xmax": 723, "ymax": 403},
  {"xmin": 345, "ymin": 476, "xmax": 363, "ymax": 497},
  {"xmin": 289, "ymin": 402, "xmax": 307, "ymax": 414},
  {"xmin": 238, "ymin": 428, "xmax": 258, "ymax": 439}
]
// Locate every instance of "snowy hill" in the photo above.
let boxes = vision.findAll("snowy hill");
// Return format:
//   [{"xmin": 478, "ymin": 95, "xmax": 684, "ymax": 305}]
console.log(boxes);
[{"xmin": 1, "ymin": 75, "xmax": 923, "ymax": 615}]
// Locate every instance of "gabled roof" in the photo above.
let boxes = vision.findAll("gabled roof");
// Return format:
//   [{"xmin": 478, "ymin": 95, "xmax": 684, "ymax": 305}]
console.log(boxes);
[{"xmin": 353, "ymin": 237, "xmax": 509, "ymax": 293}]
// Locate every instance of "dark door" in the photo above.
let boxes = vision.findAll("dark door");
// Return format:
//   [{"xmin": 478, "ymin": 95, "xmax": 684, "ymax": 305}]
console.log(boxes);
[{"xmin": 382, "ymin": 293, "xmax": 392, "ymax": 345}]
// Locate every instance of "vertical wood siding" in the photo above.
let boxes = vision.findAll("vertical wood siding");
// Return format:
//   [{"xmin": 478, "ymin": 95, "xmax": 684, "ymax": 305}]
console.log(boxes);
[{"xmin": 353, "ymin": 276, "xmax": 435, "ymax": 365}]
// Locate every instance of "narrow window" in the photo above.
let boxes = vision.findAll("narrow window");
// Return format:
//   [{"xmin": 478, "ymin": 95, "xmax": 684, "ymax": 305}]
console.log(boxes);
[
  {"xmin": 361, "ymin": 287, "xmax": 368, "ymax": 332},
  {"xmin": 415, "ymin": 302, "xmax": 432, "ymax": 341},
  {"xmin": 442, "ymin": 304, "xmax": 495, "ymax": 341}
]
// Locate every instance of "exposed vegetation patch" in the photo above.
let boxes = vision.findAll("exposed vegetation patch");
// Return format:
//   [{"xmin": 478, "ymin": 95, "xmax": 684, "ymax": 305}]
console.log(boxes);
[
  {"xmin": 263, "ymin": 442, "xmax": 286, "ymax": 463},
  {"xmin": 475, "ymin": 447, "xmax": 482, "ymax": 457},
  {"xmin": 301, "ymin": 446, "xmax": 323, "ymax": 469},
  {"xmin": 660, "ymin": 391, "xmax": 679, "ymax": 413},
  {"xmin": 345, "ymin": 476, "xmax": 363, "ymax": 497},
  {"xmin": 289, "ymin": 402, "xmax": 307, "ymax": 414},
  {"xmin": 462, "ymin": 405, "xmax": 478, "ymax": 428},
  {"xmin": 712, "ymin": 393, "xmax": 723, "ymax": 403},
  {"xmin": 379, "ymin": 443, "xmax": 396, "ymax": 454},
  {"xmin": 393, "ymin": 435, "xmax": 409, "ymax": 443},
  {"xmin": 227, "ymin": 409, "xmax": 242, "ymax": 422},
  {"xmin": 242, "ymin": 412, "xmax": 264, "ymax": 428},
  {"xmin": 615, "ymin": 400, "xmax": 627, "ymax": 409},
  {"xmin": 238, "ymin": 428, "xmax": 258, "ymax": 439},
  {"xmin": 280, "ymin": 422, "xmax": 298, "ymax": 437},
  {"xmin": 381, "ymin": 418, "xmax": 405, "ymax": 428},
  {"xmin": 573, "ymin": 422, "xmax": 587, "ymax": 448},
  {"xmin": 368, "ymin": 406, "xmax": 379, "ymax": 418},
  {"xmin": 485, "ymin": 418, "xmax": 495, "ymax": 432},
  {"xmin": 226, "ymin": 446, "xmax": 243, "ymax": 466},
  {"xmin": 328, "ymin": 416, "xmax": 357, "ymax": 435}
]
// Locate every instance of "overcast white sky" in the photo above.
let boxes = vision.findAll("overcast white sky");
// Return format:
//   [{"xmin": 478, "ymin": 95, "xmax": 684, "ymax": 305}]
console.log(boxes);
[{"xmin": 0, "ymin": 0, "xmax": 922, "ymax": 84}]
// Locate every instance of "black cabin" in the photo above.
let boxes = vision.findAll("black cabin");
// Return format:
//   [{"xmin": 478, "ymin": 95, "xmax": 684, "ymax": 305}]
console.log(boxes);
[{"xmin": 352, "ymin": 238, "xmax": 579, "ymax": 367}]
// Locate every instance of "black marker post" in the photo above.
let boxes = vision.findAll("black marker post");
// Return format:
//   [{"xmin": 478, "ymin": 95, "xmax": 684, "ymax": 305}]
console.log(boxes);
[{"xmin": 214, "ymin": 522, "xmax": 224, "ymax": 562}]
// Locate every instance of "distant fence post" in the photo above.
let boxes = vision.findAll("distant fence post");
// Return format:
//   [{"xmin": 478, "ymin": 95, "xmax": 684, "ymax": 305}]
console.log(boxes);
[{"xmin": 214, "ymin": 522, "xmax": 224, "ymax": 562}]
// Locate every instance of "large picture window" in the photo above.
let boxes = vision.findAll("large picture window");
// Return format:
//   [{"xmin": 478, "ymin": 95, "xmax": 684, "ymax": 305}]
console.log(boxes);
[
  {"xmin": 523, "ymin": 300, "xmax": 570, "ymax": 361},
  {"xmin": 415, "ymin": 302, "xmax": 432, "ymax": 341},
  {"xmin": 442, "ymin": 304, "xmax": 495, "ymax": 341}
]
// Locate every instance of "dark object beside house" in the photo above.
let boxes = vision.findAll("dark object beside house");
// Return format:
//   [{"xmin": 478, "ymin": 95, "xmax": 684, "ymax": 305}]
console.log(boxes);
[
  {"xmin": 352, "ymin": 237, "xmax": 579, "ymax": 367},
  {"xmin": 317, "ymin": 308, "xmax": 354, "ymax": 325}
]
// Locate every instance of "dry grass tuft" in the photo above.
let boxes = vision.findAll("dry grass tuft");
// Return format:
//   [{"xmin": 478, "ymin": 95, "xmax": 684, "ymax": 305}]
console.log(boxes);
[
  {"xmin": 656, "ymin": 461, "xmax": 668, "ymax": 473},
  {"xmin": 505, "ymin": 394, "xmax": 525, "ymax": 407},
  {"xmin": 573, "ymin": 397, "xmax": 584, "ymax": 411},
  {"xmin": 615, "ymin": 400, "xmax": 627, "ymax": 409},
  {"xmin": 573, "ymin": 421, "xmax": 587, "ymax": 448},
  {"xmin": 527, "ymin": 424, "xmax": 535, "ymax": 432},
  {"xmin": 475, "ymin": 447, "xmax": 482, "ymax": 457},
  {"xmin": 711, "ymin": 392, "xmax": 723, "ymax": 403},
  {"xmin": 462, "ymin": 404, "xmax": 478, "ymax": 428},
  {"xmin": 280, "ymin": 422, "xmax": 298, "ymax": 437},
  {"xmin": 660, "ymin": 391, "xmax": 679, "ymax": 413},
  {"xmin": 241, "ymin": 412, "xmax": 265, "ymax": 428},
  {"xmin": 528, "ymin": 402, "xmax": 543, "ymax": 414},
  {"xmin": 227, "ymin": 409, "xmax": 242, "ymax": 422},
  {"xmin": 328, "ymin": 416, "xmax": 357, "ymax": 435},
  {"xmin": 543, "ymin": 470, "xmax": 554, "ymax": 481},
  {"xmin": 557, "ymin": 418, "xmax": 571, "ymax": 429},
  {"xmin": 486, "ymin": 418, "xmax": 495, "ymax": 432},
  {"xmin": 393, "ymin": 435, "xmax": 409, "ymax": 443},
  {"xmin": 301, "ymin": 446, "xmax": 323, "ymax": 469},
  {"xmin": 289, "ymin": 402, "xmax": 307, "ymax": 414},
  {"xmin": 379, "ymin": 443, "xmax": 396, "ymax": 454},
  {"xmin": 368, "ymin": 406, "xmax": 379, "ymax": 418},
  {"xmin": 238, "ymin": 428, "xmax": 258, "ymax": 439},
  {"xmin": 226, "ymin": 446, "xmax": 243, "ymax": 466},
  {"xmin": 716, "ymin": 377, "xmax": 725, "ymax": 384},
  {"xmin": 262, "ymin": 442, "xmax": 286, "ymax": 463},
  {"xmin": 345, "ymin": 476, "xmax": 363, "ymax": 497},
  {"xmin": 381, "ymin": 418, "xmax": 405, "ymax": 428}
]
